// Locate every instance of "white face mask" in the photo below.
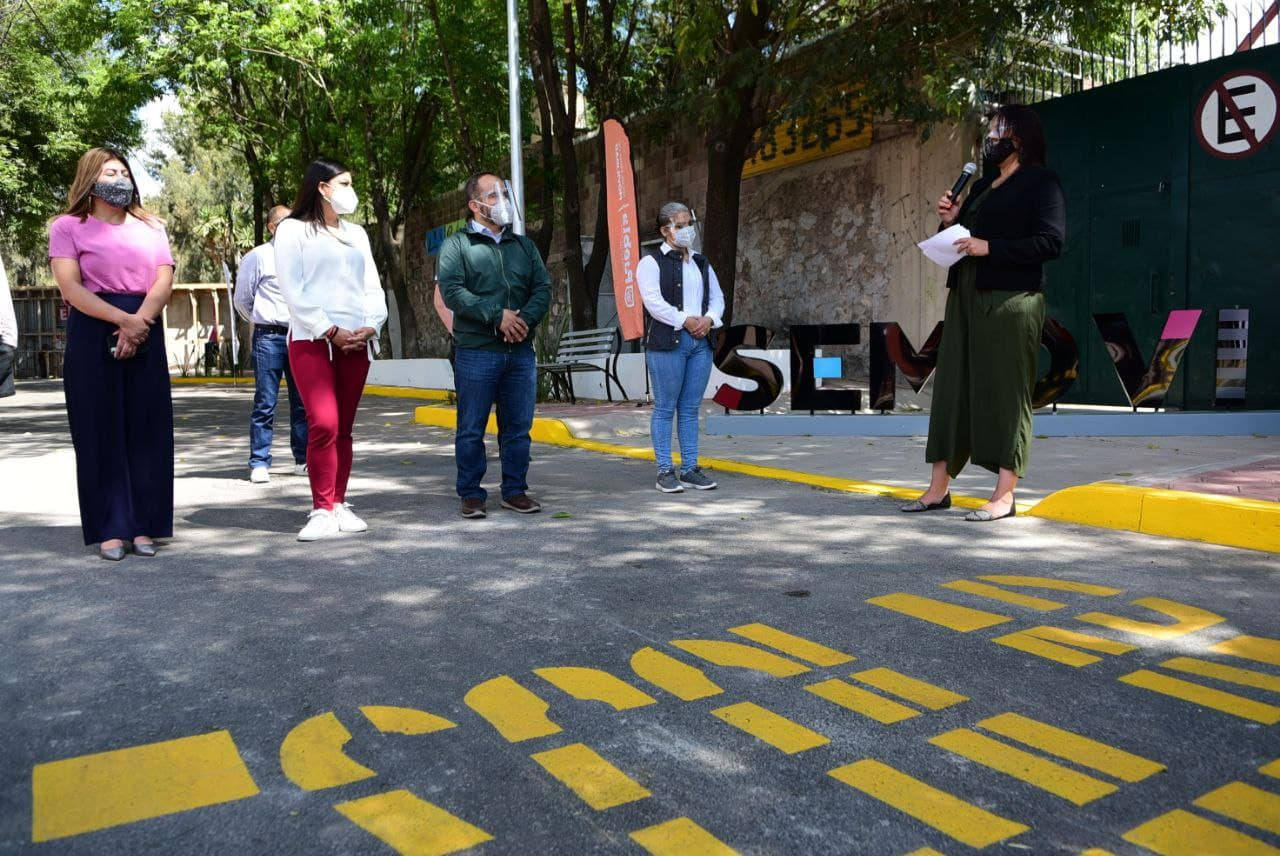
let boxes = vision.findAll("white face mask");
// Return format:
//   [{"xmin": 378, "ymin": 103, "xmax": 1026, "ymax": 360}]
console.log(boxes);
[
  {"xmin": 671, "ymin": 224, "xmax": 697, "ymax": 248},
  {"xmin": 325, "ymin": 184, "xmax": 358, "ymax": 215},
  {"xmin": 486, "ymin": 199, "xmax": 513, "ymax": 227}
]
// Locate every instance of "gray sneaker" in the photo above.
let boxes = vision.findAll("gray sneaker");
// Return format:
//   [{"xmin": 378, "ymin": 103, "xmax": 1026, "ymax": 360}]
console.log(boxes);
[
  {"xmin": 679, "ymin": 466, "xmax": 718, "ymax": 490},
  {"xmin": 655, "ymin": 470, "xmax": 684, "ymax": 493}
]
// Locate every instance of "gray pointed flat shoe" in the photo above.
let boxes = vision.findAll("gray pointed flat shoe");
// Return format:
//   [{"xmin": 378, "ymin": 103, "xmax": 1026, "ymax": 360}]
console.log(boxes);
[
  {"xmin": 133, "ymin": 541, "xmax": 157, "ymax": 557},
  {"xmin": 964, "ymin": 503, "xmax": 1016, "ymax": 522},
  {"xmin": 99, "ymin": 544, "xmax": 126, "ymax": 561},
  {"xmin": 901, "ymin": 493, "xmax": 951, "ymax": 512}
]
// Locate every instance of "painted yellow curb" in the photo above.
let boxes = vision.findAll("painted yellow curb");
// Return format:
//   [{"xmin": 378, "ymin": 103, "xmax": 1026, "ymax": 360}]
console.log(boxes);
[
  {"xmin": 171, "ymin": 376, "xmax": 253, "ymax": 385},
  {"xmin": 413, "ymin": 404, "xmax": 1280, "ymax": 554},
  {"xmin": 363, "ymin": 385, "xmax": 452, "ymax": 401}
]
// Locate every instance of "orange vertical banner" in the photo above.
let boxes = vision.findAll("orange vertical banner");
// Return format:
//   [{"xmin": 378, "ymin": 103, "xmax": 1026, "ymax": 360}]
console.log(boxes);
[{"xmin": 603, "ymin": 118, "xmax": 644, "ymax": 341}]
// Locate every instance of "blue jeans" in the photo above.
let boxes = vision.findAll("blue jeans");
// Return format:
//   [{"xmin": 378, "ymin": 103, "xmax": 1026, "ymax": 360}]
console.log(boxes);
[
  {"xmin": 249, "ymin": 328, "xmax": 307, "ymax": 468},
  {"xmin": 647, "ymin": 330, "xmax": 713, "ymax": 473},
  {"xmin": 454, "ymin": 346, "xmax": 536, "ymax": 501}
]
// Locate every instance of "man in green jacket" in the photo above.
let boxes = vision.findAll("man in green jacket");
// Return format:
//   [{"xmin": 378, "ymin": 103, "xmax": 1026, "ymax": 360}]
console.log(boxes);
[{"xmin": 438, "ymin": 173, "xmax": 552, "ymax": 519}]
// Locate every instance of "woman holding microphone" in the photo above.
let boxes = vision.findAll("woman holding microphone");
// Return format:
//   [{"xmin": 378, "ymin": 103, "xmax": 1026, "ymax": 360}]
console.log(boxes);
[
  {"xmin": 902, "ymin": 105, "xmax": 1066, "ymax": 522},
  {"xmin": 275, "ymin": 159, "xmax": 387, "ymax": 541}
]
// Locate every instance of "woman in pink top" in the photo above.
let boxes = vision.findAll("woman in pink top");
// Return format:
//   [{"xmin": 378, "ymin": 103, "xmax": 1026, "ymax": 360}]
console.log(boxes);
[{"xmin": 48, "ymin": 147, "xmax": 176, "ymax": 562}]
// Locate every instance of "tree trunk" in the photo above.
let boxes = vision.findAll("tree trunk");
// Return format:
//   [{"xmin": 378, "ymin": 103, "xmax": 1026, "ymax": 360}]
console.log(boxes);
[
  {"xmin": 701, "ymin": 114, "xmax": 757, "ymax": 327},
  {"xmin": 582, "ymin": 134, "xmax": 610, "ymax": 316},
  {"xmin": 528, "ymin": 22, "xmax": 557, "ymax": 261}
]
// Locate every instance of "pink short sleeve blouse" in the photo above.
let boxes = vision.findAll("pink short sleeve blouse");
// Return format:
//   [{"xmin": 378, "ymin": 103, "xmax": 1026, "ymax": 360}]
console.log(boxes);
[{"xmin": 48, "ymin": 214, "xmax": 175, "ymax": 295}]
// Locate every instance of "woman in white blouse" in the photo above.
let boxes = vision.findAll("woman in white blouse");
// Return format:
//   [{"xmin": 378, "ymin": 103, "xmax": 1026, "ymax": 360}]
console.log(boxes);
[{"xmin": 275, "ymin": 159, "xmax": 388, "ymax": 541}]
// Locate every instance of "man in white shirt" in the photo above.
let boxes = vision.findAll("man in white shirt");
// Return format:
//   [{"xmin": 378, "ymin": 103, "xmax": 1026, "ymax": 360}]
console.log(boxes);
[
  {"xmin": 636, "ymin": 201, "xmax": 725, "ymax": 493},
  {"xmin": 234, "ymin": 205, "xmax": 307, "ymax": 483},
  {"xmin": 0, "ymin": 253, "xmax": 16, "ymax": 397}
]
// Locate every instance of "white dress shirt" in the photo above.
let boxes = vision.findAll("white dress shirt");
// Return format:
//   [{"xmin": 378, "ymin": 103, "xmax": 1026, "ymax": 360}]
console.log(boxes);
[
  {"xmin": 636, "ymin": 243, "xmax": 725, "ymax": 330},
  {"xmin": 233, "ymin": 242, "xmax": 291, "ymax": 327},
  {"xmin": 0, "ymin": 255, "xmax": 16, "ymax": 348}
]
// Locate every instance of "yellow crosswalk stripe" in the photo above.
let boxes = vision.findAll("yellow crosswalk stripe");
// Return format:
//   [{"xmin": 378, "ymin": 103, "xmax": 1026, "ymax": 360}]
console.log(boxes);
[
  {"xmin": 1118, "ymin": 670, "xmax": 1280, "ymax": 724},
  {"xmin": 1076, "ymin": 597, "xmax": 1223, "ymax": 639},
  {"xmin": 1193, "ymin": 781, "xmax": 1280, "ymax": 835},
  {"xmin": 32, "ymin": 730, "xmax": 260, "ymax": 842},
  {"xmin": 866, "ymin": 593, "xmax": 1013, "ymax": 632},
  {"xmin": 805, "ymin": 678, "xmax": 920, "ymax": 724},
  {"xmin": 629, "ymin": 647, "xmax": 724, "ymax": 701},
  {"xmin": 850, "ymin": 668, "xmax": 968, "ymax": 710},
  {"xmin": 940, "ymin": 579, "xmax": 1066, "ymax": 611},
  {"xmin": 710, "ymin": 701, "xmax": 830, "ymax": 754},
  {"xmin": 333, "ymin": 789, "xmax": 493, "ymax": 855},
  {"xmin": 991, "ymin": 625, "xmax": 1138, "ymax": 668},
  {"xmin": 976, "ymin": 575, "xmax": 1123, "ymax": 596},
  {"xmin": 728, "ymin": 622, "xmax": 855, "ymax": 666},
  {"xmin": 1160, "ymin": 657, "xmax": 1280, "ymax": 693},
  {"xmin": 1123, "ymin": 808, "xmax": 1280, "ymax": 855},
  {"xmin": 1210, "ymin": 634, "xmax": 1280, "ymax": 667},
  {"xmin": 828, "ymin": 759, "xmax": 1029, "ymax": 849},
  {"xmin": 529, "ymin": 743, "xmax": 652, "ymax": 810},
  {"xmin": 670, "ymin": 640, "xmax": 811, "ymax": 677},
  {"xmin": 928, "ymin": 729, "xmax": 1118, "ymax": 806},
  {"xmin": 976, "ymin": 712, "xmax": 1164, "ymax": 783},
  {"xmin": 1263, "ymin": 759, "xmax": 1280, "ymax": 779},
  {"xmin": 533, "ymin": 667, "xmax": 657, "ymax": 710},
  {"xmin": 463, "ymin": 675, "xmax": 562, "ymax": 743},
  {"xmin": 629, "ymin": 817, "xmax": 739, "ymax": 855},
  {"xmin": 279, "ymin": 713, "xmax": 377, "ymax": 791}
]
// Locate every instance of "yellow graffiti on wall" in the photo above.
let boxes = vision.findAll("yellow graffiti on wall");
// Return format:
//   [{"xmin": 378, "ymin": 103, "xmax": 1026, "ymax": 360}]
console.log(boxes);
[{"xmin": 742, "ymin": 92, "xmax": 873, "ymax": 179}]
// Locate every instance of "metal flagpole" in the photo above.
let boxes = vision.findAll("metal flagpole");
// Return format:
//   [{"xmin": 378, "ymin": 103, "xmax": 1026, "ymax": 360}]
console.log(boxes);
[{"xmin": 507, "ymin": 0, "xmax": 525, "ymax": 236}]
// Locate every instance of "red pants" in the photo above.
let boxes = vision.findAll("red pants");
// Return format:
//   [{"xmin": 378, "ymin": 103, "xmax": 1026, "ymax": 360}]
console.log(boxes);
[{"xmin": 288, "ymin": 340, "xmax": 370, "ymax": 510}]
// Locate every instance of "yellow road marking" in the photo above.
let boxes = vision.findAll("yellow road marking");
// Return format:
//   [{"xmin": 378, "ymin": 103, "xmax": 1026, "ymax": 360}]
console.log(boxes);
[
  {"xmin": 279, "ymin": 712, "xmax": 376, "ymax": 791},
  {"xmin": 1077, "ymin": 597, "xmax": 1223, "ymax": 639},
  {"xmin": 850, "ymin": 668, "xmax": 968, "ymax": 710},
  {"xmin": 533, "ymin": 667, "xmax": 657, "ymax": 710},
  {"xmin": 1080, "ymin": 850, "xmax": 1116, "ymax": 855},
  {"xmin": 1123, "ymin": 808, "xmax": 1280, "ymax": 855},
  {"xmin": 828, "ymin": 759, "xmax": 1029, "ymax": 848},
  {"xmin": 1211, "ymin": 635, "xmax": 1280, "ymax": 667},
  {"xmin": 670, "ymin": 640, "xmax": 810, "ymax": 677},
  {"xmin": 463, "ymin": 675, "xmax": 562, "ymax": 742},
  {"xmin": 940, "ymin": 579, "xmax": 1066, "ymax": 611},
  {"xmin": 710, "ymin": 701, "xmax": 829, "ymax": 754},
  {"xmin": 805, "ymin": 678, "xmax": 920, "ymax": 724},
  {"xmin": 333, "ymin": 789, "xmax": 493, "ymax": 855},
  {"xmin": 976, "ymin": 712, "xmax": 1163, "ymax": 782},
  {"xmin": 32, "ymin": 730, "xmax": 260, "ymax": 842},
  {"xmin": 629, "ymin": 817, "xmax": 739, "ymax": 855},
  {"xmin": 928, "ymin": 728, "xmax": 1117, "ymax": 806},
  {"xmin": 727, "ymin": 622, "xmax": 855, "ymax": 666},
  {"xmin": 903, "ymin": 850, "xmax": 946, "ymax": 856},
  {"xmin": 992, "ymin": 626, "xmax": 1137, "ymax": 668},
  {"xmin": 1264, "ymin": 759, "xmax": 1280, "ymax": 778},
  {"xmin": 976, "ymin": 575, "xmax": 1123, "ymax": 596},
  {"xmin": 629, "ymin": 647, "xmax": 724, "ymax": 700},
  {"xmin": 866, "ymin": 593, "xmax": 1013, "ymax": 632},
  {"xmin": 1194, "ymin": 781, "xmax": 1280, "ymax": 835},
  {"xmin": 360, "ymin": 706, "xmax": 456, "ymax": 735},
  {"xmin": 1160, "ymin": 657, "xmax": 1280, "ymax": 693},
  {"xmin": 1119, "ymin": 670, "xmax": 1280, "ymax": 724},
  {"xmin": 529, "ymin": 742, "xmax": 651, "ymax": 810}
]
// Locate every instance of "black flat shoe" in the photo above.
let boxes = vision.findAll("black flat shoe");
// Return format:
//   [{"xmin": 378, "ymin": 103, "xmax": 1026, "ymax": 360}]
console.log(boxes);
[
  {"xmin": 133, "ymin": 541, "xmax": 157, "ymax": 557},
  {"xmin": 965, "ymin": 502, "xmax": 1017, "ymax": 522},
  {"xmin": 901, "ymin": 493, "xmax": 952, "ymax": 512},
  {"xmin": 99, "ymin": 544, "xmax": 126, "ymax": 561}
]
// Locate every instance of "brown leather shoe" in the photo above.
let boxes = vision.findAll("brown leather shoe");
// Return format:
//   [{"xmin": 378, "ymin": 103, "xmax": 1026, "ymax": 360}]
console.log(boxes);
[
  {"xmin": 500, "ymin": 494, "xmax": 542, "ymax": 514},
  {"xmin": 461, "ymin": 498, "xmax": 487, "ymax": 519}
]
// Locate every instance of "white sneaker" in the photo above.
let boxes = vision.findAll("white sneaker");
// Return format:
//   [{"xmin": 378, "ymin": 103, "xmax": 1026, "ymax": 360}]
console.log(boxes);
[
  {"xmin": 292, "ymin": 463, "xmax": 308, "ymax": 476},
  {"xmin": 250, "ymin": 466, "xmax": 271, "ymax": 484},
  {"xmin": 334, "ymin": 502, "xmax": 368, "ymax": 533},
  {"xmin": 297, "ymin": 508, "xmax": 340, "ymax": 541}
]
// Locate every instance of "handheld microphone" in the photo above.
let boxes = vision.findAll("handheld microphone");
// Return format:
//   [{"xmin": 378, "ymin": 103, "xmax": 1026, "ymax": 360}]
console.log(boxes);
[{"xmin": 949, "ymin": 162, "xmax": 977, "ymax": 200}]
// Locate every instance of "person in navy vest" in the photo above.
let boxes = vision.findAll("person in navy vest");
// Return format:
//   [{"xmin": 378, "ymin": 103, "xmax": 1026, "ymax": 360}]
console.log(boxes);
[{"xmin": 636, "ymin": 202, "xmax": 725, "ymax": 493}]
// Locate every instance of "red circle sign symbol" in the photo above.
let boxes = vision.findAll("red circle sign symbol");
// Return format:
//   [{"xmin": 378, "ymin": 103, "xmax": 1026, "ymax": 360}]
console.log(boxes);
[{"xmin": 1195, "ymin": 69, "xmax": 1278, "ymax": 159}]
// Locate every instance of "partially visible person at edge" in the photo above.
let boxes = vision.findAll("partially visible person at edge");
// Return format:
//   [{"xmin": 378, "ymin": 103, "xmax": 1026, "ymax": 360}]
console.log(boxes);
[
  {"xmin": 274, "ymin": 159, "xmax": 388, "ymax": 542},
  {"xmin": 902, "ymin": 104, "xmax": 1066, "ymax": 522},
  {"xmin": 47, "ymin": 147, "xmax": 176, "ymax": 561},
  {"xmin": 234, "ymin": 204, "xmax": 308, "ymax": 485},
  {"xmin": 636, "ymin": 201, "xmax": 724, "ymax": 493},
  {"xmin": 437, "ymin": 173, "xmax": 551, "ymax": 519},
  {"xmin": 0, "ymin": 253, "xmax": 17, "ymax": 398}
]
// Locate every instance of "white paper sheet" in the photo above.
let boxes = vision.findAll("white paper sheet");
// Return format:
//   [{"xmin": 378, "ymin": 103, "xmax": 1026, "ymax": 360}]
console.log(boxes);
[{"xmin": 917, "ymin": 224, "xmax": 971, "ymax": 269}]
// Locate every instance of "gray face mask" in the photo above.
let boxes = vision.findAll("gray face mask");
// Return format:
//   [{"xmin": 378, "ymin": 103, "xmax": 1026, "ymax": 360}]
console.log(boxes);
[{"xmin": 92, "ymin": 178, "xmax": 134, "ymax": 209}]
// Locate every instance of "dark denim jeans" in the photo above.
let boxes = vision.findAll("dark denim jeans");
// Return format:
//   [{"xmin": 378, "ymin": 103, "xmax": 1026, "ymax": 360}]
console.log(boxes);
[
  {"xmin": 454, "ymin": 346, "xmax": 536, "ymax": 501},
  {"xmin": 647, "ymin": 329, "xmax": 713, "ymax": 473},
  {"xmin": 249, "ymin": 328, "xmax": 307, "ymax": 468}
]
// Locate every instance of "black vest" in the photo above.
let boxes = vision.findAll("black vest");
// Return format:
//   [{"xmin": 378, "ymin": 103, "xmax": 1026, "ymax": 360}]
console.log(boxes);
[{"xmin": 645, "ymin": 246, "xmax": 711, "ymax": 351}]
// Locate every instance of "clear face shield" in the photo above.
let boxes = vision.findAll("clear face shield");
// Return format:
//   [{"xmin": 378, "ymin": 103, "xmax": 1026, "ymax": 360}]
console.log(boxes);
[
  {"xmin": 666, "ymin": 210, "xmax": 701, "ymax": 251},
  {"xmin": 474, "ymin": 179, "xmax": 523, "ymax": 228}
]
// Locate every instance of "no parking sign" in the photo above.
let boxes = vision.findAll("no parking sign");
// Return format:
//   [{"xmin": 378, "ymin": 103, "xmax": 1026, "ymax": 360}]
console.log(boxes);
[{"xmin": 1195, "ymin": 69, "xmax": 1278, "ymax": 159}]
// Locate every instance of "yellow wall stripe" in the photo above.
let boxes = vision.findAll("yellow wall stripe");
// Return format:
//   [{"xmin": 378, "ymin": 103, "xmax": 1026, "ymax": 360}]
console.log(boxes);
[
  {"xmin": 533, "ymin": 667, "xmax": 657, "ymax": 710},
  {"xmin": 728, "ymin": 622, "xmax": 855, "ymax": 666},
  {"xmin": 976, "ymin": 712, "xmax": 1164, "ymax": 783},
  {"xmin": 827, "ymin": 759, "xmax": 1029, "ymax": 849},
  {"xmin": 1077, "ymin": 597, "xmax": 1224, "ymax": 639},
  {"xmin": 1123, "ymin": 808, "xmax": 1280, "ymax": 855},
  {"xmin": 630, "ymin": 817, "xmax": 740, "ymax": 855},
  {"xmin": 32, "ymin": 730, "xmax": 260, "ymax": 842},
  {"xmin": 940, "ymin": 579, "xmax": 1066, "ymax": 611},
  {"xmin": 805, "ymin": 678, "xmax": 920, "ymax": 724},
  {"xmin": 710, "ymin": 701, "xmax": 830, "ymax": 754},
  {"xmin": 529, "ymin": 743, "xmax": 651, "ymax": 810},
  {"xmin": 1160, "ymin": 657, "xmax": 1280, "ymax": 693},
  {"xmin": 629, "ymin": 647, "xmax": 724, "ymax": 701},
  {"xmin": 867, "ymin": 593, "xmax": 1013, "ymax": 632},
  {"xmin": 463, "ymin": 675, "xmax": 563, "ymax": 743},
  {"xmin": 1119, "ymin": 670, "xmax": 1280, "ymax": 724},
  {"xmin": 927, "ymin": 728, "xmax": 1117, "ymax": 806},
  {"xmin": 850, "ymin": 668, "xmax": 968, "ymax": 710},
  {"xmin": 333, "ymin": 789, "xmax": 493, "ymax": 855},
  {"xmin": 1211, "ymin": 635, "xmax": 1280, "ymax": 667},
  {"xmin": 1193, "ymin": 781, "xmax": 1280, "ymax": 835}
]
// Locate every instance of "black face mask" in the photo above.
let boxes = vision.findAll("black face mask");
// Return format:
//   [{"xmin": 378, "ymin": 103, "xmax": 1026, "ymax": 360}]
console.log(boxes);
[
  {"xmin": 91, "ymin": 178, "xmax": 134, "ymax": 209},
  {"xmin": 982, "ymin": 137, "xmax": 1017, "ymax": 170}
]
